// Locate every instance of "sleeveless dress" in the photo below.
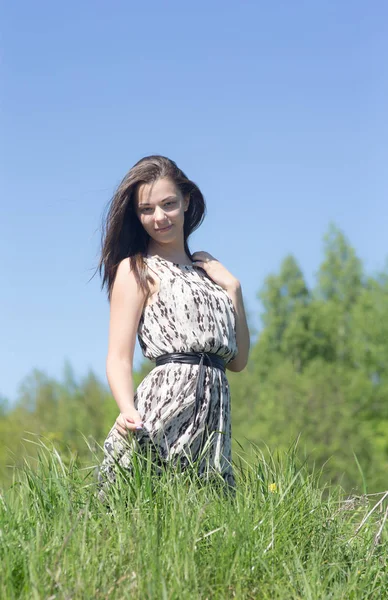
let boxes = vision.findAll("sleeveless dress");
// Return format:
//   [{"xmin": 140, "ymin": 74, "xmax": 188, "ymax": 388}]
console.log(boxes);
[{"xmin": 97, "ymin": 255, "xmax": 238, "ymax": 502}]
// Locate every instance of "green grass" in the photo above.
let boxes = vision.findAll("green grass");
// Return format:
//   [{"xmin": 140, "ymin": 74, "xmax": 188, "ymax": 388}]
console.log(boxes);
[{"xmin": 0, "ymin": 435, "xmax": 387, "ymax": 599}]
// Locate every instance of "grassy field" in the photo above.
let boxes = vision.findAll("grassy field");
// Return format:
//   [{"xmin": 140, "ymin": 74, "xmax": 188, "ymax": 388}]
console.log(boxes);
[{"xmin": 0, "ymin": 436, "xmax": 387, "ymax": 599}]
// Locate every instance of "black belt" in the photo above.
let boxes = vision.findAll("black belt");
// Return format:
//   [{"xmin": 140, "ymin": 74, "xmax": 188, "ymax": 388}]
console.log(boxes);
[{"xmin": 155, "ymin": 351, "xmax": 226, "ymax": 441}]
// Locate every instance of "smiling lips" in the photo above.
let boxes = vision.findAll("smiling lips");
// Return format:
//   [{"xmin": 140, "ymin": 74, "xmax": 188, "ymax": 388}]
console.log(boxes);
[{"xmin": 156, "ymin": 225, "xmax": 172, "ymax": 232}]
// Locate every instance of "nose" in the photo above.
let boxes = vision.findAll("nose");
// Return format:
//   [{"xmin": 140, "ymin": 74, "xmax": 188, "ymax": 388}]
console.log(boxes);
[{"xmin": 154, "ymin": 205, "xmax": 169, "ymax": 224}]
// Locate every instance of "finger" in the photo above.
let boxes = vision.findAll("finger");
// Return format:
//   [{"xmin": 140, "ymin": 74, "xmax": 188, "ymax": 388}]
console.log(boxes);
[
  {"xmin": 115, "ymin": 425, "xmax": 129, "ymax": 437},
  {"xmin": 120, "ymin": 421, "xmax": 141, "ymax": 433},
  {"xmin": 124, "ymin": 415, "xmax": 144, "ymax": 426},
  {"xmin": 118, "ymin": 420, "xmax": 137, "ymax": 434},
  {"xmin": 120, "ymin": 421, "xmax": 133, "ymax": 432},
  {"xmin": 115, "ymin": 420, "xmax": 130, "ymax": 435}
]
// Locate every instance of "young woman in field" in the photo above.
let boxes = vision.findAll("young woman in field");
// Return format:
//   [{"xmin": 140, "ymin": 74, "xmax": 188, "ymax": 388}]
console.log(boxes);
[{"xmin": 96, "ymin": 155, "xmax": 250, "ymax": 501}]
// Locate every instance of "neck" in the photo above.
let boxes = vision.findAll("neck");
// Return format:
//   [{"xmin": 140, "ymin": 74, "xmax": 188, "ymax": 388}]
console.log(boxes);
[{"xmin": 147, "ymin": 239, "xmax": 188, "ymax": 261}]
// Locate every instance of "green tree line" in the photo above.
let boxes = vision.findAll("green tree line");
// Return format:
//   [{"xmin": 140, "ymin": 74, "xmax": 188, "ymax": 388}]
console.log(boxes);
[{"xmin": 1, "ymin": 224, "xmax": 387, "ymax": 492}]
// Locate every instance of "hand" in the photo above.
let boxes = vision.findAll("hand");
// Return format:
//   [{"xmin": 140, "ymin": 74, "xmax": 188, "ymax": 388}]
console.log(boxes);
[
  {"xmin": 191, "ymin": 251, "xmax": 240, "ymax": 291},
  {"xmin": 115, "ymin": 407, "xmax": 144, "ymax": 437}
]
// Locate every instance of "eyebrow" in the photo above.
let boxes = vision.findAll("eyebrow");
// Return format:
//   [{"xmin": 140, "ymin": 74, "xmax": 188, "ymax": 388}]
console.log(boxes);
[{"xmin": 139, "ymin": 195, "xmax": 178, "ymax": 207}]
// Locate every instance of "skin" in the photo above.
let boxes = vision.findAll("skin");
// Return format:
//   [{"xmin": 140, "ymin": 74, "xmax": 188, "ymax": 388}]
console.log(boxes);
[{"xmin": 108, "ymin": 177, "xmax": 250, "ymax": 437}]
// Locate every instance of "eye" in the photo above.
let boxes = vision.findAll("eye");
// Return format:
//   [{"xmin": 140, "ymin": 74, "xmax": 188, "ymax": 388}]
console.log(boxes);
[{"xmin": 140, "ymin": 200, "xmax": 176, "ymax": 214}]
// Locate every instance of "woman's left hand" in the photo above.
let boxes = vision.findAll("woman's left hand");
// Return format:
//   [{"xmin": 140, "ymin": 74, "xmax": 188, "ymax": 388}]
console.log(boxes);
[{"xmin": 191, "ymin": 251, "xmax": 240, "ymax": 291}]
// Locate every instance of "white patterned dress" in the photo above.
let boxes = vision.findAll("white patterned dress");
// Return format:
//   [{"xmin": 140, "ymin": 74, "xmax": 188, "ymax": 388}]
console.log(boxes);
[{"xmin": 97, "ymin": 254, "xmax": 238, "ymax": 501}]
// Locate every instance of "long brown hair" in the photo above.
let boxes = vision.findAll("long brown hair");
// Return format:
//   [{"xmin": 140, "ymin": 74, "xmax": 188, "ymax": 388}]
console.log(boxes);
[{"xmin": 97, "ymin": 155, "xmax": 206, "ymax": 302}]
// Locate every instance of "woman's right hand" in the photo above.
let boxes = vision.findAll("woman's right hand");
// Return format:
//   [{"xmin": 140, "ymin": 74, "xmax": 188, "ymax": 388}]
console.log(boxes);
[{"xmin": 114, "ymin": 407, "xmax": 144, "ymax": 437}]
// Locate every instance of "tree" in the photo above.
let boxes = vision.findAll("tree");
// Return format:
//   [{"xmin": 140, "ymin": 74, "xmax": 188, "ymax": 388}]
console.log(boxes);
[{"xmin": 252, "ymin": 255, "xmax": 313, "ymax": 374}]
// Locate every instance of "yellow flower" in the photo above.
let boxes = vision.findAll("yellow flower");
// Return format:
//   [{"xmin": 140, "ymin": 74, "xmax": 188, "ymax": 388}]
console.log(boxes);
[{"xmin": 268, "ymin": 483, "xmax": 277, "ymax": 493}]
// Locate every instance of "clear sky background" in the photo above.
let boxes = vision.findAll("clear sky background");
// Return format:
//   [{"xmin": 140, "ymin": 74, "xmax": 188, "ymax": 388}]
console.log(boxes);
[{"xmin": 1, "ymin": 1, "xmax": 387, "ymax": 404}]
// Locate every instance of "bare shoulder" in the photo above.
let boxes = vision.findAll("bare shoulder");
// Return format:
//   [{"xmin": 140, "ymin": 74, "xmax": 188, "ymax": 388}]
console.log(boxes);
[
  {"xmin": 111, "ymin": 258, "xmax": 146, "ymax": 303},
  {"xmin": 115, "ymin": 256, "xmax": 134, "ymax": 277},
  {"xmin": 107, "ymin": 258, "xmax": 147, "ymax": 364}
]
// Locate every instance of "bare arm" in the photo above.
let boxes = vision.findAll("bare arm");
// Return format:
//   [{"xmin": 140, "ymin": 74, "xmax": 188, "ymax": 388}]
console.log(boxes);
[
  {"xmin": 106, "ymin": 258, "xmax": 147, "ymax": 417},
  {"xmin": 225, "ymin": 281, "xmax": 250, "ymax": 373}
]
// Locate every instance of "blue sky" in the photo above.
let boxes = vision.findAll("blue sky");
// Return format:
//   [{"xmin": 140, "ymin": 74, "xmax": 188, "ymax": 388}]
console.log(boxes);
[{"xmin": 1, "ymin": 1, "xmax": 387, "ymax": 404}]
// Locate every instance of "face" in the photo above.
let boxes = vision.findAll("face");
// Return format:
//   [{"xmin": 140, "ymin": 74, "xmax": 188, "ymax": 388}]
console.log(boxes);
[{"xmin": 135, "ymin": 177, "xmax": 189, "ymax": 244}]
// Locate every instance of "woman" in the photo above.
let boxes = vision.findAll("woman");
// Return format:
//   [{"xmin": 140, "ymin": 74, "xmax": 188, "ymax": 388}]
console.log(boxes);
[{"xmin": 96, "ymin": 155, "xmax": 250, "ymax": 502}]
